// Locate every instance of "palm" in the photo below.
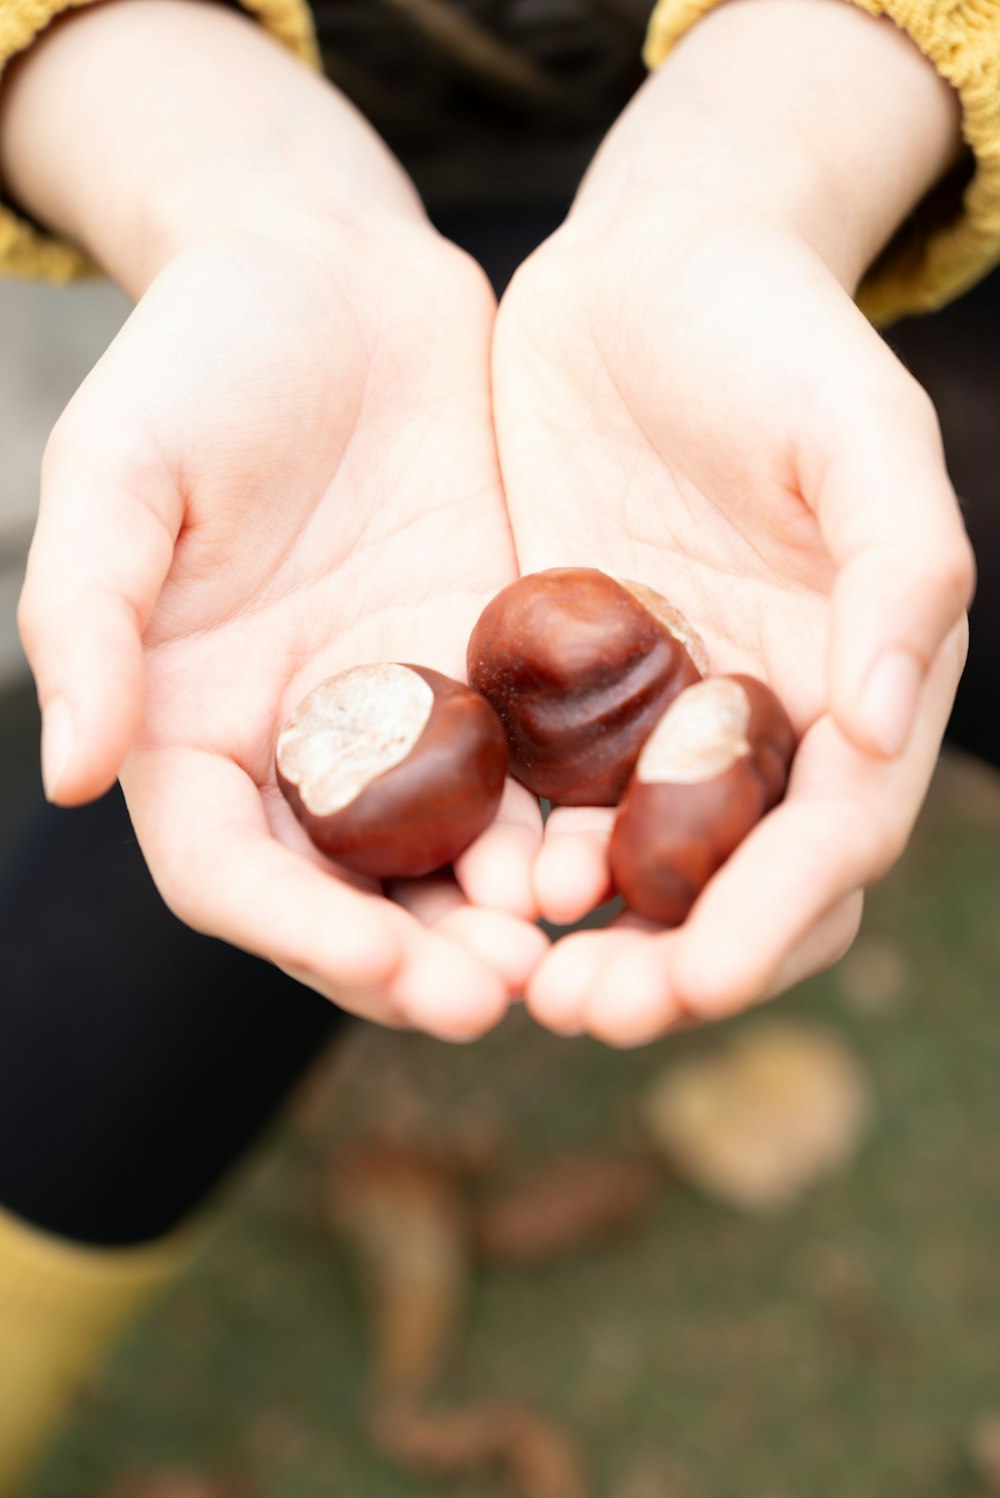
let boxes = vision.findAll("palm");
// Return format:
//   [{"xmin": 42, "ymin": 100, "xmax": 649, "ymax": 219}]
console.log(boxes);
[
  {"xmin": 495, "ymin": 227, "xmax": 839, "ymax": 704},
  {"xmin": 137, "ymin": 235, "xmax": 514, "ymax": 766},
  {"xmin": 84, "ymin": 229, "xmax": 544, "ymax": 1035}
]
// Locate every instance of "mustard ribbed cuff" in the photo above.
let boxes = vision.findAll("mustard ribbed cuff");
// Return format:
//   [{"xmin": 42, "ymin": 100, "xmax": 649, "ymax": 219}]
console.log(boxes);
[
  {"xmin": 644, "ymin": 0, "xmax": 1000, "ymax": 323},
  {"xmin": 0, "ymin": 1206, "xmax": 197, "ymax": 1494},
  {"xmin": 0, "ymin": 0, "xmax": 319, "ymax": 283}
]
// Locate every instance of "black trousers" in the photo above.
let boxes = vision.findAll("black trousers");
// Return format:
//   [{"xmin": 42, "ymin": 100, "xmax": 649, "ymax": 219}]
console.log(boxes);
[{"xmin": 1, "ymin": 217, "xmax": 997, "ymax": 1249}]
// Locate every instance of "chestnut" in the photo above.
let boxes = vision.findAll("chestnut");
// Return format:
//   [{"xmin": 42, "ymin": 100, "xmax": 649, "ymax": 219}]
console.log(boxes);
[
  {"xmin": 609, "ymin": 674, "xmax": 795, "ymax": 925},
  {"xmin": 466, "ymin": 568, "xmax": 705, "ymax": 805},
  {"xmin": 276, "ymin": 663, "xmax": 507, "ymax": 878}
]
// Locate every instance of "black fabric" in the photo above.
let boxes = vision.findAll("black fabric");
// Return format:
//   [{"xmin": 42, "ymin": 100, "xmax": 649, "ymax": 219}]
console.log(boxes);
[
  {"xmin": 0, "ymin": 783, "xmax": 344, "ymax": 1247},
  {"xmin": 309, "ymin": 0, "xmax": 649, "ymax": 217}
]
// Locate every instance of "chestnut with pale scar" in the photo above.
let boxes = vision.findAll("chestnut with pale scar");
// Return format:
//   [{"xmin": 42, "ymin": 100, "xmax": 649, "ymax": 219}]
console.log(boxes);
[
  {"xmin": 276, "ymin": 663, "xmax": 508, "ymax": 878},
  {"xmin": 609, "ymin": 675, "xmax": 796, "ymax": 926},
  {"xmin": 467, "ymin": 568, "xmax": 704, "ymax": 805}
]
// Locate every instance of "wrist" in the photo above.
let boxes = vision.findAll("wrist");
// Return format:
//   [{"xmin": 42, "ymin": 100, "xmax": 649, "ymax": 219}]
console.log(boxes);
[
  {"xmin": 0, "ymin": 0, "xmax": 425, "ymax": 296},
  {"xmin": 567, "ymin": 0, "xmax": 962, "ymax": 291}
]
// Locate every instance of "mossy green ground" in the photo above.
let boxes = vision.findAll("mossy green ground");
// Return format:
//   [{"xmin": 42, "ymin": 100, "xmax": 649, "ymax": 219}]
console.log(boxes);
[{"xmin": 26, "ymin": 754, "xmax": 1000, "ymax": 1498}]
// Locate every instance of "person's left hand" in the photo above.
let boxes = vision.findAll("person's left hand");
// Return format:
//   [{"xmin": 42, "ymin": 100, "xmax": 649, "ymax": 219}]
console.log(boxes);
[{"xmin": 491, "ymin": 61, "xmax": 972, "ymax": 1045}]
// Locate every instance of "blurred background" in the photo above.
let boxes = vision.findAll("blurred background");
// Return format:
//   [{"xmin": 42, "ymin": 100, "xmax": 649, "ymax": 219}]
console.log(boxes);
[{"xmin": 1, "ymin": 256, "xmax": 999, "ymax": 1498}]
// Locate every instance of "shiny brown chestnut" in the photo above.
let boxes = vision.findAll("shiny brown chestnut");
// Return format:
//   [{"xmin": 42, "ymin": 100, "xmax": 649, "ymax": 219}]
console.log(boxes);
[
  {"xmin": 466, "ymin": 568, "xmax": 706, "ymax": 806},
  {"xmin": 276, "ymin": 663, "xmax": 507, "ymax": 878},
  {"xmin": 609, "ymin": 674, "xmax": 796, "ymax": 925}
]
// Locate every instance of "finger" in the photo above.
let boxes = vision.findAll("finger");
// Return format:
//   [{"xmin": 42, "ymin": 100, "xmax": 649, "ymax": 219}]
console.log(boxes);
[
  {"xmin": 758, "ymin": 890, "xmax": 864, "ymax": 1002},
  {"xmin": 276, "ymin": 964, "xmax": 411, "ymax": 1030},
  {"xmin": 124, "ymin": 747, "xmax": 404, "ymax": 1007},
  {"xmin": 578, "ymin": 890, "xmax": 864, "ymax": 1047},
  {"xmin": 291, "ymin": 923, "xmax": 513, "ymax": 1042},
  {"xmin": 580, "ymin": 929, "xmax": 686, "ymax": 1047},
  {"xmin": 532, "ymin": 806, "xmax": 616, "ymax": 925},
  {"xmin": 453, "ymin": 780, "xmax": 544, "ymax": 919},
  {"xmin": 803, "ymin": 370, "xmax": 974, "ymax": 758},
  {"xmin": 123, "ymin": 747, "xmax": 508, "ymax": 1038},
  {"xmin": 383, "ymin": 923, "xmax": 511, "ymax": 1041},
  {"xmin": 427, "ymin": 908, "xmax": 548, "ymax": 997},
  {"xmin": 669, "ymin": 628, "xmax": 962, "ymax": 1018},
  {"xmin": 390, "ymin": 875, "xmax": 551, "ymax": 994},
  {"xmin": 525, "ymin": 926, "xmax": 638, "ymax": 1036},
  {"xmin": 19, "ymin": 413, "xmax": 180, "ymax": 805}
]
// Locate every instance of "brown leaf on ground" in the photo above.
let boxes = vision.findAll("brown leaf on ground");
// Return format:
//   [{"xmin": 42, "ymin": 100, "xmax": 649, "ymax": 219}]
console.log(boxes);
[
  {"xmin": 474, "ymin": 1155, "xmax": 663, "ymax": 1266},
  {"xmin": 970, "ymin": 1416, "xmax": 1000, "ymax": 1492},
  {"xmin": 641, "ymin": 1022, "xmax": 871, "ymax": 1213},
  {"xmin": 371, "ymin": 1398, "xmax": 590, "ymax": 1498},
  {"xmin": 836, "ymin": 936, "xmax": 910, "ymax": 1017},
  {"xmin": 108, "ymin": 1477, "xmax": 254, "ymax": 1498},
  {"xmin": 327, "ymin": 1144, "xmax": 468, "ymax": 1396}
]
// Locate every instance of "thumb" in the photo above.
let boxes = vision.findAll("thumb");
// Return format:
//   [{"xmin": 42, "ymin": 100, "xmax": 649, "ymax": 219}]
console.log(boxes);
[
  {"xmin": 18, "ymin": 417, "xmax": 180, "ymax": 804},
  {"xmin": 806, "ymin": 378, "xmax": 975, "ymax": 758}
]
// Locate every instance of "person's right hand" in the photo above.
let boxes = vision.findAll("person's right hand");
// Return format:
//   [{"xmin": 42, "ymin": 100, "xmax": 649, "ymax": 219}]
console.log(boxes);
[
  {"xmin": 3, "ymin": 5, "xmax": 547, "ymax": 1040},
  {"xmin": 20, "ymin": 218, "xmax": 548, "ymax": 1039}
]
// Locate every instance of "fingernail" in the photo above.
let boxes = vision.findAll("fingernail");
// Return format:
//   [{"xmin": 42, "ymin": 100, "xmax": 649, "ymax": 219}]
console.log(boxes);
[
  {"xmin": 861, "ymin": 649, "xmax": 922, "ymax": 756},
  {"xmin": 41, "ymin": 696, "xmax": 75, "ymax": 801}
]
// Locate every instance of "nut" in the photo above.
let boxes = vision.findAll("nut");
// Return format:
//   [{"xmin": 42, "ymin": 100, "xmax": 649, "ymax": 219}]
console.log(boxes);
[
  {"xmin": 466, "ymin": 568, "xmax": 704, "ymax": 805},
  {"xmin": 609, "ymin": 674, "xmax": 795, "ymax": 924},
  {"xmin": 276, "ymin": 663, "xmax": 507, "ymax": 877}
]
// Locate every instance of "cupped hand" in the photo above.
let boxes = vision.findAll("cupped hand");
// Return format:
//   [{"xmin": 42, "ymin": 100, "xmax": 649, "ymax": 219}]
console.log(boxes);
[
  {"xmin": 492, "ymin": 204, "xmax": 973, "ymax": 1045},
  {"xmin": 19, "ymin": 220, "xmax": 546, "ymax": 1038}
]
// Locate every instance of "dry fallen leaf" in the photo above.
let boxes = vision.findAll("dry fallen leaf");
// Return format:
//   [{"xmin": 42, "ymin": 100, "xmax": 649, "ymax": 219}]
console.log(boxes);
[
  {"xmin": 970, "ymin": 1416, "xmax": 1000, "ymax": 1492},
  {"xmin": 641, "ymin": 1022, "xmax": 871, "ymax": 1213},
  {"xmin": 371, "ymin": 1398, "xmax": 590, "ymax": 1498},
  {"xmin": 474, "ymin": 1155, "xmax": 663, "ymax": 1266},
  {"xmin": 327, "ymin": 1144, "xmax": 468, "ymax": 1396}
]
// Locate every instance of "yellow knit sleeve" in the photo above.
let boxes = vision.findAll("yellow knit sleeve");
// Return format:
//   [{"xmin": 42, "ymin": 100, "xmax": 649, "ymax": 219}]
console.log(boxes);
[
  {"xmin": 643, "ymin": 0, "xmax": 1000, "ymax": 323},
  {"xmin": 0, "ymin": 0, "xmax": 319, "ymax": 282}
]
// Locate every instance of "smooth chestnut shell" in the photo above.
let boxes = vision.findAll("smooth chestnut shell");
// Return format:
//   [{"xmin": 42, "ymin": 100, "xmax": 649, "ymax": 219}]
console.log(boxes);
[
  {"xmin": 466, "ymin": 568, "xmax": 704, "ymax": 805},
  {"xmin": 276, "ymin": 663, "xmax": 508, "ymax": 877},
  {"xmin": 609, "ymin": 674, "xmax": 795, "ymax": 925}
]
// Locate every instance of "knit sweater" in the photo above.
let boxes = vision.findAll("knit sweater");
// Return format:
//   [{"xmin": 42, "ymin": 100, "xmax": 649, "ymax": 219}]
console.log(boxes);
[{"xmin": 0, "ymin": 0, "xmax": 998, "ymax": 320}]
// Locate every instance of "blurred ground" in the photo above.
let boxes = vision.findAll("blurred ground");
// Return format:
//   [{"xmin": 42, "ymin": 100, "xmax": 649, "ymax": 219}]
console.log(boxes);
[{"xmin": 16, "ymin": 744, "xmax": 1000, "ymax": 1498}]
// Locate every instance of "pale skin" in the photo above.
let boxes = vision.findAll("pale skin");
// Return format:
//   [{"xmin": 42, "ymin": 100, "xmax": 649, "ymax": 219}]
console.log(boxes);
[{"xmin": 0, "ymin": 0, "xmax": 974, "ymax": 1043}]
